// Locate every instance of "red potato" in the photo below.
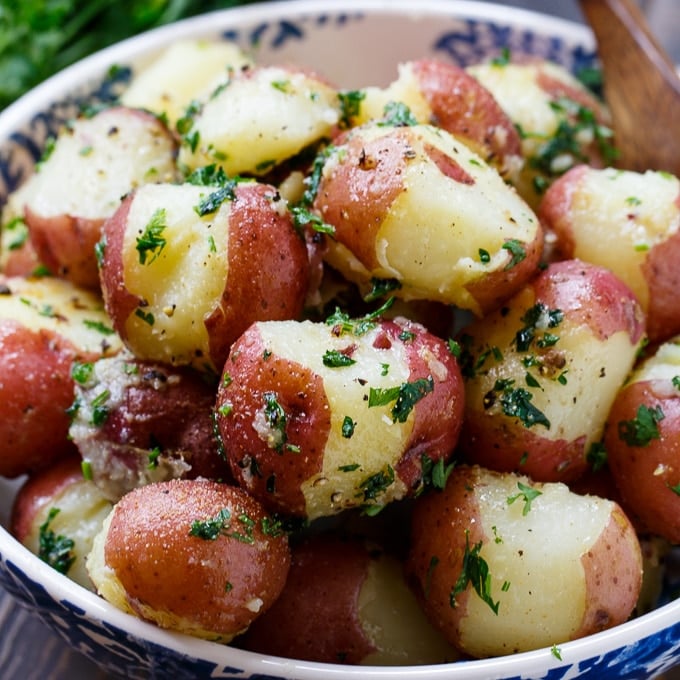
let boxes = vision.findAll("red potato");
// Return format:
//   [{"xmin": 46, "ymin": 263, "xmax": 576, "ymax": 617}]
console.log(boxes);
[
  {"xmin": 406, "ymin": 465, "xmax": 643, "ymax": 658},
  {"xmin": 457, "ymin": 259, "xmax": 646, "ymax": 482},
  {"xmin": 20, "ymin": 107, "xmax": 178, "ymax": 290},
  {"xmin": 10, "ymin": 455, "xmax": 113, "ymax": 590},
  {"xmin": 0, "ymin": 275, "xmax": 122, "ymax": 478},
  {"xmin": 314, "ymin": 122, "xmax": 543, "ymax": 316},
  {"xmin": 177, "ymin": 65, "xmax": 341, "ymax": 176},
  {"xmin": 99, "ymin": 180, "xmax": 309, "ymax": 374},
  {"xmin": 215, "ymin": 315, "xmax": 464, "ymax": 519},
  {"xmin": 240, "ymin": 533, "xmax": 459, "ymax": 665},
  {"xmin": 603, "ymin": 335, "xmax": 680, "ymax": 543},
  {"xmin": 1, "ymin": 184, "xmax": 43, "ymax": 276},
  {"xmin": 86, "ymin": 478, "xmax": 291, "ymax": 641},
  {"xmin": 468, "ymin": 58, "xmax": 613, "ymax": 208},
  {"xmin": 354, "ymin": 58, "xmax": 523, "ymax": 180},
  {"xmin": 69, "ymin": 353, "xmax": 230, "ymax": 503},
  {"xmin": 540, "ymin": 165, "xmax": 680, "ymax": 343}
]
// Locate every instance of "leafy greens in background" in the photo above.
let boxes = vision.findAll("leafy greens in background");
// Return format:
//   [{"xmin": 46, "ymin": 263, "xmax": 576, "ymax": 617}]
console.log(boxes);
[{"xmin": 0, "ymin": 0, "xmax": 261, "ymax": 110}]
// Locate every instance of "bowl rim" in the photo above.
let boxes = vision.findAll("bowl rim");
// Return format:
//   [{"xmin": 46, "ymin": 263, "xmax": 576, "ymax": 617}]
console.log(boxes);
[{"xmin": 0, "ymin": 0, "xmax": 677, "ymax": 677}]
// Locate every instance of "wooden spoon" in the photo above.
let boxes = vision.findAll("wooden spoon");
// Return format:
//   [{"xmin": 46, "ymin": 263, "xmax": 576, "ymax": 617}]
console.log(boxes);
[{"xmin": 578, "ymin": 0, "xmax": 680, "ymax": 174}]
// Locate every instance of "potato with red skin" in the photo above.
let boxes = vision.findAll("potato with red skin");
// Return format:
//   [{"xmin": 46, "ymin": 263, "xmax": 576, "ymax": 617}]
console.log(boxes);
[
  {"xmin": 406, "ymin": 465, "xmax": 643, "ymax": 657},
  {"xmin": 353, "ymin": 59, "xmax": 523, "ymax": 180},
  {"xmin": 99, "ymin": 180, "xmax": 309, "ymax": 373},
  {"xmin": 540, "ymin": 165, "xmax": 680, "ymax": 343},
  {"xmin": 603, "ymin": 336, "xmax": 680, "ymax": 543},
  {"xmin": 0, "ymin": 275, "xmax": 122, "ymax": 478},
  {"xmin": 314, "ymin": 122, "xmax": 542, "ymax": 317},
  {"xmin": 241, "ymin": 533, "xmax": 459, "ymax": 665},
  {"xmin": 216, "ymin": 315, "xmax": 464, "ymax": 519},
  {"xmin": 69, "ymin": 353, "xmax": 230, "ymax": 503},
  {"xmin": 10, "ymin": 455, "xmax": 112, "ymax": 589},
  {"xmin": 457, "ymin": 259, "xmax": 646, "ymax": 482},
  {"xmin": 467, "ymin": 58, "xmax": 613, "ymax": 208},
  {"xmin": 20, "ymin": 107, "xmax": 178, "ymax": 290},
  {"xmin": 87, "ymin": 478, "xmax": 290, "ymax": 641}
]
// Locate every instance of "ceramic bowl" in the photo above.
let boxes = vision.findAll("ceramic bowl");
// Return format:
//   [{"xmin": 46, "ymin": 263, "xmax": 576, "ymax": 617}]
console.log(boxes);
[{"xmin": 1, "ymin": 1, "xmax": 679, "ymax": 678}]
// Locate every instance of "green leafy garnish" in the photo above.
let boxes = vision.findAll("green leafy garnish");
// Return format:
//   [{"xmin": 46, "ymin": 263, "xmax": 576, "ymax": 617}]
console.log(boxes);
[
  {"xmin": 136, "ymin": 208, "xmax": 167, "ymax": 265},
  {"xmin": 618, "ymin": 404, "xmax": 664, "ymax": 446},
  {"xmin": 38, "ymin": 508, "xmax": 76, "ymax": 575},
  {"xmin": 368, "ymin": 377, "xmax": 434, "ymax": 423},
  {"xmin": 507, "ymin": 481, "xmax": 542, "ymax": 515},
  {"xmin": 450, "ymin": 532, "xmax": 500, "ymax": 615}
]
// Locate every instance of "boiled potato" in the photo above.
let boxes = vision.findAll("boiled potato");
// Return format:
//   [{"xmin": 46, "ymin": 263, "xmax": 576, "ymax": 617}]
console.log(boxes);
[
  {"xmin": 215, "ymin": 315, "xmax": 464, "ymax": 519},
  {"xmin": 241, "ymin": 532, "xmax": 459, "ymax": 665},
  {"xmin": 69, "ymin": 352, "xmax": 230, "ymax": 503},
  {"xmin": 87, "ymin": 478, "xmax": 290, "ymax": 642},
  {"xmin": 10, "ymin": 455, "xmax": 112, "ymax": 590},
  {"xmin": 99, "ymin": 179, "xmax": 309, "ymax": 373},
  {"xmin": 120, "ymin": 39, "xmax": 253, "ymax": 128},
  {"xmin": 177, "ymin": 65, "xmax": 341, "ymax": 176},
  {"xmin": 406, "ymin": 465, "xmax": 643, "ymax": 657},
  {"xmin": 539, "ymin": 165, "xmax": 680, "ymax": 343},
  {"xmin": 21, "ymin": 107, "xmax": 178, "ymax": 289},
  {"xmin": 0, "ymin": 182, "xmax": 43, "ymax": 276},
  {"xmin": 314, "ymin": 122, "xmax": 542, "ymax": 316},
  {"xmin": 457, "ymin": 259, "xmax": 646, "ymax": 482},
  {"xmin": 352, "ymin": 58, "xmax": 523, "ymax": 180},
  {"xmin": 0, "ymin": 275, "xmax": 122, "ymax": 477},
  {"xmin": 468, "ymin": 58, "xmax": 613, "ymax": 207},
  {"xmin": 604, "ymin": 335, "xmax": 680, "ymax": 543}
]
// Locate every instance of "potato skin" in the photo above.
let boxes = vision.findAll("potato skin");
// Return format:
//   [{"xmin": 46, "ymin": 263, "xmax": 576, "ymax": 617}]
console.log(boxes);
[
  {"xmin": 0, "ymin": 276, "xmax": 121, "ymax": 478},
  {"xmin": 100, "ymin": 181, "xmax": 309, "ymax": 372},
  {"xmin": 458, "ymin": 259, "xmax": 646, "ymax": 482},
  {"xmin": 406, "ymin": 465, "xmax": 642, "ymax": 657},
  {"xmin": 315, "ymin": 123, "xmax": 542, "ymax": 316},
  {"xmin": 540, "ymin": 165, "xmax": 680, "ymax": 343},
  {"xmin": 87, "ymin": 479, "xmax": 290, "ymax": 641},
  {"xmin": 603, "ymin": 338, "xmax": 680, "ymax": 543},
  {"xmin": 69, "ymin": 354, "xmax": 230, "ymax": 502},
  {"xmin": 216, "ymin": 317, "xmax": 464, "ymax": 519}
]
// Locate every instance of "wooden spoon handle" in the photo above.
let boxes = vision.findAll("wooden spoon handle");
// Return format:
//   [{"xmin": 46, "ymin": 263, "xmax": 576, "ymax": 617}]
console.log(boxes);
[{"xmin": 579, "ymin": 0, "xmax": 680, "ymax": 173}]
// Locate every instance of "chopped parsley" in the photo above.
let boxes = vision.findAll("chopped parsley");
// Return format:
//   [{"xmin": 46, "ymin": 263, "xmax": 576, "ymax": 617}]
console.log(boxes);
[
  {"xmin": 380, "ymin": 100, "xmax": 418, "ymax": 127},
  {"xmin": 507, "ymin": 481, "xmax": 542, "ymax": 515},
  {"xmin": 338, "ymin": 89, "xmax": 366, "ymax": 128},
  {"xmin": 263, "ymin": 391, "xmax": 288, "ymax": 452},
  {"xmin": 618, "ymin": 404, "xmax": 664, "ymax": 446},
  {"xmin": 587, "ymin": 441, "xmax": 608, "ymax": 471},
  {"xmin": 364, "ymin": 277, "xmax": 402, "ymax": 302},
  {"xmin": 325, "ymin": 297, "xmax": 395, "ymax": 337},
  {"xmin": 421, "ymin": 454, "xmax": 455, "ymax": 491},
  {"xmin": 136, "ymin": 208, "xmax": 167, "ymax": 265},
  {"xmin": 502, "ymin": 239, "xmax": 527, "ymax": 270},
  {"xmin": 450, "ymin": 531, "xmax": 500, "ymax": 615},
  {"xmin": 368, "ymin": 376, "xmax": 434, "ymax": 423},
  {"xmin": 341, "ymin": 416, "xmax": 356, "ymax": 438},
  {"xmin": 514, "ymin": 303, "xmax": 564, "ymax": 352},
  {"xmin": 499, "ymin": 385, "xmax": 550, "ymax": 429},
  {"xmin": 38, "ymin": 508, "xmax": 76, "ymax": 575}
]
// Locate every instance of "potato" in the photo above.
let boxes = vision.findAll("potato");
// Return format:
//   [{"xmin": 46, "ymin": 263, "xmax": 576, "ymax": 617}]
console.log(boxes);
[
  {"xmin": 0, "ymin": 275, "xmax": 122, "ymax": 478},
  {"xmin": 314, "ymin": 122, "xmax": 542, "ymax": 316},
  {"xmin": 539, "ymin": 165, "xmax": 680, "ymax": 343},
  {"xmin": 120, "ymin": 39, "xmax": 253, "ymax": 128},
  {"xmin": 457, "ymin": 259, "xmax": 646, "ymax": 482},
  {"xmin": 20, "ymin": 107, "xmax": 178, "ymax": 290},
  {"xmin": 87, "ymin": 478, "xmax": 290, "ymax": 642},
  {"xmin": 405, "ymin": 465, "xmax": 643, "ymax": 657},
  {"xmin": 177, "ymin": 65, "xmax": 341, "ymax": 176},
  {"xmin": 99, "ymin": 179, "xmax": 309, "ymax": 373},
  {"xmin": 468, "ymin": 59, "xmax": 613, "ymax": 207},
  {"xmin": 352, "ymin": 59, "xmax": 523, "ymax": 180},
  {"xmin": 215, "ymin": 315, "xmax": 464, "ymax": 519},
  {"xmin": 69, "ymin": 352, "xmax": 230, "ymax": 503},
  {"xmin": 1, "ymin": 183, "xmax": 43, "ymax": 276},
  {"xmin": 10, "ymin": 455, "xmax": 113, "ymax": 590},
  {"xmin": 240, "ymin": 532, "xmax": 459, "ymax": 665},
  {"xmin": 603, "ymin": 335, "xmax": 680, "ymax": 543}
]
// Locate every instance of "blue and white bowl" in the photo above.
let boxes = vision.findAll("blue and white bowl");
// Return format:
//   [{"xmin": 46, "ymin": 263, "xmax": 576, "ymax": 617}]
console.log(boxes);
[{"xmin": 0, "ymin": 1, "xmax": 679, "ymax": 678}]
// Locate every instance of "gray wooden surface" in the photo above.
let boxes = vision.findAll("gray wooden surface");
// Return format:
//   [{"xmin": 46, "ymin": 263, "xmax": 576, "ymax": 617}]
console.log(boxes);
[{"xmin": 2, "ymin": 1, "xmax": 680, "ymax": 678}]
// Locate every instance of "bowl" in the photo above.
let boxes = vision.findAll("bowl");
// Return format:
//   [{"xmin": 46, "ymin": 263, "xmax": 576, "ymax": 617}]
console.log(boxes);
[{"xmin": 1, "ymin": 1, "xmax": 679, "ymax": 678}]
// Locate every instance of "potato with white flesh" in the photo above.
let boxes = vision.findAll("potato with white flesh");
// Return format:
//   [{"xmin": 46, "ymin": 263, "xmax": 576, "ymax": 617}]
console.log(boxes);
[
  {"xmin": 177, "ymin": 65, "xmax": 341, "ymax": 176},
  {"xmin": 351, "ymin": 59, "xmax": 523, "ymax": 180},
  {"xmin": 468, "ymin": 59, "xmax": 614, "ymax": 207},
  {"xmin": 1, "ymin": 183, "xmax": 43, "ymax": 276},
  {"xmin": 603, "ymin": 335, "xmax": 680, "ymax": 543},
  {"xmin": 0, "ymin": 275, "xmax": 122, "ymax": 478},
  {"xmin": 120, "ymin": 39, "xmax": 253, "ymax": 128},
  {"xmin": 21, "ymin": 107, "xmax": 178, "ymax": 290},
  {"xmin": 241, "ymin": 533, "xmax": 459, "ymax": 665},
  {"xmin": 69, "ymin": 352, "xmax": 230, "ymax": 503},
  {"xmin": 457, "ymin": 259, "xmax": 646, "ymax": 483},
  {"xmin": 87, "ymin": 478, "xmax": 290, "ymax": 641},
  {"xmin": 406, "ymin": 465, "xmax": 643, "ymax": 657},
  {"xmin": 11, "ymin": 456, "xmax": 113, "ymax": 590},
  {"xmin": 99, "ymin": 179, "xmax": 309, "ymax": 373},
  {"xmin": 314, "ymin": 122, "xmax": 542, "ymax": 316},
  {"xmin": 215, "ymin": 314, "xmax": 464, "ymax": 519},
  {"xmin": 540, "ymin": 165, "xmax": 680, "ymax": 343}
]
